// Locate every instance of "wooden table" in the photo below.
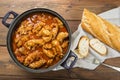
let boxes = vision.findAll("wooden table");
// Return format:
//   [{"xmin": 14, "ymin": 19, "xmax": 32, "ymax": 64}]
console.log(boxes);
[{"xmin": 0, "ymin": 0, "xmax": 120, "ymax": 80}]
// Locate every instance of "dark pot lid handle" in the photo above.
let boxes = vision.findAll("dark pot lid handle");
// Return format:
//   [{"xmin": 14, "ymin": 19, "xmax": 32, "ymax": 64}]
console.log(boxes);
[
  {"xmin": 2, "ymin": 11, "xmax": 18, "ymax": 28},
  {"xmin": 61, "ymin": 50, "xmax": 78, "ymax": 69}
]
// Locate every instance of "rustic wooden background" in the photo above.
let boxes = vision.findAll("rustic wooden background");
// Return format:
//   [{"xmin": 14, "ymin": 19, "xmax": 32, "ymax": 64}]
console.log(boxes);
[{"xmin": 0, "ymin": 0, "xmax": 120, "ymax": 80}]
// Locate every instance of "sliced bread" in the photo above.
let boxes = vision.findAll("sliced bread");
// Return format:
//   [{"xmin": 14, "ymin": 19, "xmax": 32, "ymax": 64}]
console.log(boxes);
[
  {"xmin": 77, "ymin": 36, "xmax": 89, "ymax": 58},
  {"xmin": 74, "ymin": 49, "xmax": 84, "ymax": 58},
  {"xmin": 90, "ymin": 38, "xmax": 107, "ymax": 56}
]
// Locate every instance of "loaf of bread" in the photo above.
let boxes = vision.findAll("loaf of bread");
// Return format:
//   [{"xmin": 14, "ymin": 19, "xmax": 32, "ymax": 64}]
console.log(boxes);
[{"xmin": 81, "ymin": 9, "xmax": 120, "ymax": 52}]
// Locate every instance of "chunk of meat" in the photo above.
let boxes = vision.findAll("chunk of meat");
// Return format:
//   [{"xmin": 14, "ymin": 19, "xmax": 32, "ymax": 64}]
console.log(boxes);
[
  {"xmin": 53, "ymin": 18, "xmax": 63, "ymax": 28},
  {"xmin": 15, "ymin": 35, "xmax": 29, "ymax": 48},
  {"xmin": 18, "ymin": 47, "xmax": 28, "ymax": 55},
  {"xmin": 42, "ymin": 34, "xmax": 52, "ymax": 42},
  {"xmin": 24, "ymin": 51, "xmax": 41, "ymax": 66},
  {"xmin": 36, "ymin": 28, "xmax": 45, "ymax": 37},
  {"xmin": 32, "ymin": 22, "xmax": 45, "ymax": 33},
  {"xmin": 25, "ymin": 24, "xmax": 33, "ymax": 31},
  {"xmin": 51, "ymin": 23, "xmax": 59, "ymax": 39},
  {"xmin": 43, "ymin": 43, "xmax": 52, "ymax": 49},
  {"xmin": 45, "ymin": 59, "xmax": 53, "ymax": 67},
  {"xmin": 24, "ymin": 39, "xmax": 45, "ymax": 50},
  {"xmin": 42, "ymin": 29, "xmax": 51, "ymax": 36},
  {"xmin": 16, "ymin": 40, "xmax": 23, "ymax": 48},
  {"xmin": 16, "ymin": 56, "xmax": 26, "ymax": 63},
  {"xmin": 43, "ymin": 48, "xmax": 54, "ymax": 58},
  {"xmin": 36, "ymin": 27, "xmax": 50, "ymax": 37},
  {"xmin": 42, "ymin": 29, "xmax": 52, "ymax": 42},
  {"xmin": 44, "ymin": 25, "xmax": 52, "ymax": 30},
  {"xmin": 52, "ymin": 39, "xmax": 63, "ymax": 54},
  {"xmin": 61, "ymin": 41, "xmax": 69, "ymax": 48},
  {"xmin": 29, "ymin": 59, "xmax": 46, "ymax": 68},
  {"xmin": 55, "ymin": 45, "xmax": 63, "ymax": 53},
  {"xmin": 52, "ymin": 40, "xmax": 60, "ymax": 46},
  {"xmin": 17, "ymin": 23, "xmax": 33, "ymax": 35},
  {"xmin": 57, "ymin": 32, "xmax": 68, "ymax": 42},
  {"xmin": 16, "ymin": 25, "xmax": 27, "ymax": 35},
  {"xmin": 36, "ymin": 28, "xmax": 52, "ymax": 42},
  {"xmin": 52, "ymin": 47, "xmax": 57, "ymax": 55}
]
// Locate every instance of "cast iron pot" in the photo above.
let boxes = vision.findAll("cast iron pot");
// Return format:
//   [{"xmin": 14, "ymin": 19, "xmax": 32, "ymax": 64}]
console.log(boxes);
[{"xmin": 2, "ymin": 8, "xmax": 78, "ymax": 73}]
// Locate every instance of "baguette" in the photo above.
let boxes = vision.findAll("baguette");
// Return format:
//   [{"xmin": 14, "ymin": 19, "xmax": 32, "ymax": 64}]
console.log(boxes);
[
  {"xmin": 90, "ymin": 38, "xmax": 107, "ymax": 56},
  {"xmin": 77, "ymin": 36, "xmax": 89, "ymax": 58},
  {"xmin": 81, "ymin": 8, "xmax": 120, "ymax": 52}
]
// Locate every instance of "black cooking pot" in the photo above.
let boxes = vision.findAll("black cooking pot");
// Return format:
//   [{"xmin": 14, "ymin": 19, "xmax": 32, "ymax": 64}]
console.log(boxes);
[{"xmin": 2, "ymin": 8, "xmax": 78, "ymax": 73}]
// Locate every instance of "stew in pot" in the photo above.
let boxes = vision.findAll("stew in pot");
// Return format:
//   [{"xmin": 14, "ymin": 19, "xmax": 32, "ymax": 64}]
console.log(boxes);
[{"xmin": 12, "ymin": 13, "xmax": 69, "ymax": 69}]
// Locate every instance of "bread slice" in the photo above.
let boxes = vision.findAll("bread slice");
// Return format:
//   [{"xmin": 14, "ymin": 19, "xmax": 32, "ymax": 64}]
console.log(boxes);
[
  {"xmin": 90, "ymin": 38, "xmax": 107, "ymax": 56},
  {"xmin": 74, "ymin": 49, "xmax": 84, "ymax": 58},
  {"xmin": 77, "ymin": 36, "xmax": 89, "ymax": 58}
]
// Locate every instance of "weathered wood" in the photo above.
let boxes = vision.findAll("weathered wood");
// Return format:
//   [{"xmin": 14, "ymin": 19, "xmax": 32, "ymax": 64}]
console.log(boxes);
[{"xmin": 0, "ymin": 0, "xmax": 119, "ymax": 20}]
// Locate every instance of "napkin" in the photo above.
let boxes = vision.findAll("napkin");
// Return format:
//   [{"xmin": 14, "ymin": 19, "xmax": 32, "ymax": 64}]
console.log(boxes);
[{"xmin": 53, "ymin": 7, "xmax": 120, "ymax": 71}]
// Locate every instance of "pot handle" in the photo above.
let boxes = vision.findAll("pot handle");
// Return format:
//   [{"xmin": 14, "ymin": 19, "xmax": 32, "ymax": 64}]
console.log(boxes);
[
  {"xmin": 2, "ymin": 11, "xmax": 18, "ymax": 28},
  {"xmin": 61, "ymin": 50, "xmax": 78, "ymax": 69}
]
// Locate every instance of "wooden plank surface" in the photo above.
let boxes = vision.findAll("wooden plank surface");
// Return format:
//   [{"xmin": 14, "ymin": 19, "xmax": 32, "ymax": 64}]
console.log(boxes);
[
  {"xmin": 0, "ymin": 0, "xmax": 120, "ymax": 80},
  {"xmin": 0, "ymin": 0, "xmax": 119, "ymax": 20}
]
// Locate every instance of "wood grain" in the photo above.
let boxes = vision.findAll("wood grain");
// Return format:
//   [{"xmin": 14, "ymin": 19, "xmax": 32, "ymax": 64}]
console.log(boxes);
[
  {"xmin": 0, "ymin": 0, "xmax": 120, "ymax": 80},
  {"xmin": 0, "ymin": 0, "xmax": 119, "ymax": 20}
]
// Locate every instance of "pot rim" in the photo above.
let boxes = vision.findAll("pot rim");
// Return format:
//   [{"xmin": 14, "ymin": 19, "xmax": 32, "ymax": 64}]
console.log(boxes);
[{"xmin": 7, "ymin": 8, "xmax": 72, "ymax": 73}]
